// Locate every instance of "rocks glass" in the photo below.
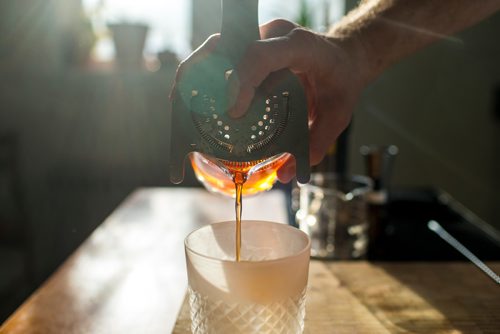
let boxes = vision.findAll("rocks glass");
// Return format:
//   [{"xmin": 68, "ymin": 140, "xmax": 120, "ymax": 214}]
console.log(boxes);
[{"xmin": 185, "ymin": 220, "xmax": 311, "ymax": 334}]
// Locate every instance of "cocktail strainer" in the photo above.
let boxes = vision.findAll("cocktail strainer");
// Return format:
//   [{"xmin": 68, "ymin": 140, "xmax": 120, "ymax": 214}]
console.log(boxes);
[{"xmin": 169, "ymin": 0, "xmax": 310, "ymax": 184}]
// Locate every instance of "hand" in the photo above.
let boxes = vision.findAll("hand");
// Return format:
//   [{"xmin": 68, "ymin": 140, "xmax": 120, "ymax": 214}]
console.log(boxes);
[
  {"xmin": 228, "ymin": 19, "xmax": 366, "ymax": 183},
  {"xmin": 172, "ymin": 19, "xmax": 367, "ymax": 183}
]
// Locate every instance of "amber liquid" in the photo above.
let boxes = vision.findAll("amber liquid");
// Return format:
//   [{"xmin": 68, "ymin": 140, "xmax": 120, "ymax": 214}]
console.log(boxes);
[
  {"xmin": 234, "ymin": 172, "xmax": 245, "ymax": 261},
  {"xmin": 190, "ymin": 152, "xmax": 291, "ymax": 261},
  {"xmin": 190, "ymin": 152, "xmax": 290, "ymax": 197}
]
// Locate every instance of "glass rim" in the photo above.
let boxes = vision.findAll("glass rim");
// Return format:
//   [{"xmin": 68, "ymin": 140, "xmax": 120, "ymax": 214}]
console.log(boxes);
[{"xmin": 184, "ymin": 220, "xmax": 311, "ymax": 264}]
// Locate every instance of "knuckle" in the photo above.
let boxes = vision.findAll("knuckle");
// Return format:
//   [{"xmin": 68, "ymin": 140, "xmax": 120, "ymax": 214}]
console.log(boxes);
[
  {"xmin": 242, "ymin": 43, "xmax": 270, "ymax": 76},
  {"xmin": 205, "ymin": 33, "xmax": 220, "ymax": 46},
  {"xmin": 289, "ymin": 28, "xmax": 313, "ymax": 44},
  {"xmin": 175, "ymin": 61, "xmax": 186, "ymax": 79},
  {"xmin": 286, "ymin": 28, "xmax": 317, "ymax": 69},
  {"xmin": 247, "ymin": 41, "xmax": 267, "ymax": 60},
  {"xmin": 266, "ymin": 19, "xmax": 296, "ymax": 36},
  {"xmin": 270, "ymin": 18, "xmax": 294, "ymax": 28},
  {"xmin": 177, "ymin": 59, "xmax": 187, "ymax": 71}
]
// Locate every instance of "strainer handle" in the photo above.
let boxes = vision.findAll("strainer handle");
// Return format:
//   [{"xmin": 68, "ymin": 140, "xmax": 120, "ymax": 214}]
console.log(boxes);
[{"xmin": 218, "ymin": 0, "xmax": 261, "ymax": 64}]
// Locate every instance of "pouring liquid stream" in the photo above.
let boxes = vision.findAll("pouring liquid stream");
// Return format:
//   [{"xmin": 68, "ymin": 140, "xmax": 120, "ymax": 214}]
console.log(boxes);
[
  {"xmin": 234, "ymin": 172, "xmax": 246, "ymax": 262},
  {"xmin": 226, "ymin": 157, "xmax": 288, "ymax": 261},
  {"xmin": 190, "ymin": 153, "xmax": 291, "ymax": 261}
]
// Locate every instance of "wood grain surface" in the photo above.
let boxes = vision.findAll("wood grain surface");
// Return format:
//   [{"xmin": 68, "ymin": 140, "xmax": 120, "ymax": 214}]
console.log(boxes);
[
  {"xmin": 173, "ymin": 261, "xmax": 500, "ymax": 334},
  {"xmin": 0, "ymin": 188, "xmax": 288, "ymax": 334},
  {"xmin": 2, "ymin": 188, "xmax": 499, "ymax": 333}
]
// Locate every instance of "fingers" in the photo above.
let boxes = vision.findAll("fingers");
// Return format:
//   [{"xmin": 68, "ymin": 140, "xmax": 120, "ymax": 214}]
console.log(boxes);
[
  {"xmin": 226, "ymin": 35, "xmax": 292, "ymax": 118},
  {"xmin": 279, "ymin": 104, "xmax": 350, "ymax": 182},
  {"xmin": 277, "ymin": 159, "xmax": 296, "ymax": 184},
  {"xmin": 177, "ymin": 33, "xmax": 220, "ymax": 79},
  {"xmin": 260, "ymin": 19, "xmax": 297, "ymax": 39},
  {"xmin": 226, "ymin": 19, "xmax": 297, "ymax": 116},
  {"xmin": 228, "ymin": 28, "xmax": 316, "ymax": 118},
  {"xmin": 309, "ymin": 99, "xmax": 352, "ymax": 165},
  {"xmin": 169, "ymin": 34, "xmax": 220, "ymax": 100}
]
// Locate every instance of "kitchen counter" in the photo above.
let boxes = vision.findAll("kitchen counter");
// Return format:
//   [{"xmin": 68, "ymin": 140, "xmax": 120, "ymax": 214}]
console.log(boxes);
[
  {"xmin": 1, "ymin": 188, "xmax": 498, "ymax": 333},
  {"xmin": 174, "ymin": 260, "xmax": 500, "ymax": 333}
]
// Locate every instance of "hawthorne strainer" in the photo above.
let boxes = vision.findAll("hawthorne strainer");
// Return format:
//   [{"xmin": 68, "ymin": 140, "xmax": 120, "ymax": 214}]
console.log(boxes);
[{"xmin": 169, "ymin": 0, "xmax": 310, "ymax": 184}]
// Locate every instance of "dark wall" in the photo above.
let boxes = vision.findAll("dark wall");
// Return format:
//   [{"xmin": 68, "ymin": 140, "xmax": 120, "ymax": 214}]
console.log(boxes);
[
  {"xmin": 0, "ymin": 1, "xmax": 200, "ymax": 320},
  {"xmin": 0, "ymin": 70, "xmax": 193, "ymax": 280},
  {"xmin": 349, "ymin": 12, "xmax": 500, "ymax": 228}
]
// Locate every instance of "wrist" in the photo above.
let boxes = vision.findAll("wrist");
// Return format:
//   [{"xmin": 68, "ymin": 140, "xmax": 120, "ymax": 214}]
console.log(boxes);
[{"xmin": 326, "ymin": 30, "xmax": 376, "ymax": 86}]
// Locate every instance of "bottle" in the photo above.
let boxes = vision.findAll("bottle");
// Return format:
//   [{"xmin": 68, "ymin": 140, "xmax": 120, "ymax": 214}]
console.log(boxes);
[
  {"xmin": 291, "ymin": 124, "xmax": 351, "ymax": 227},
  {"xmin": 360, "ymin": 144, "xmax": 398, "ymax": 259}
]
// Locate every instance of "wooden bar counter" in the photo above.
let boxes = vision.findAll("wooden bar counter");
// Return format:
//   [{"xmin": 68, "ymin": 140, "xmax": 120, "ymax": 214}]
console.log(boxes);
[{"xmin": 1, "ymin": 188, "xmax": 499, "ymax": 334}]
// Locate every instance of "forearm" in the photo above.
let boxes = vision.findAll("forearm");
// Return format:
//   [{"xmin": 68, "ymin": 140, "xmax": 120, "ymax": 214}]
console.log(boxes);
[{"xmin": 328, "ymin": 0, "xmax": 500, "ymax": 83}]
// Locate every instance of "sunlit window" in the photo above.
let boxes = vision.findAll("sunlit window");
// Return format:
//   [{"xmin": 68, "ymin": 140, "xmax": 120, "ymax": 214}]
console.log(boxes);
[
  {"xmin": 82, "ymin": 0, "xmax": 343, "ymax": 62},
  {"xmin": 82, "ymin": 0, "xmax": 190, "ymax": 61}
]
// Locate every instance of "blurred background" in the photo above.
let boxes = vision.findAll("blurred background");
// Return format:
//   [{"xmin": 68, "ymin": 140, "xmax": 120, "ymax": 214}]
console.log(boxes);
[{"xmin": 0, "ymin": 0, "xmax": 499, "ymax": 321}]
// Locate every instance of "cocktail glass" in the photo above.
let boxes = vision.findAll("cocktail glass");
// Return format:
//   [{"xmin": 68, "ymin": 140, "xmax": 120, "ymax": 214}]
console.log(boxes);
[{"xmin": 185, "ymin": 220, "xmax": 311, "ymax": 334}]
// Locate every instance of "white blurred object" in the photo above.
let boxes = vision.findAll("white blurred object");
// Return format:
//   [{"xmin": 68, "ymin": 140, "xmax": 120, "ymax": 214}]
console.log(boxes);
[
  {"xmin": 82, "ymin": 0, "xmax": 190, "ymax": 61},
  {"xmin": 83, "ymin": 0, "xmax": 344, "ymax": 62}
]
